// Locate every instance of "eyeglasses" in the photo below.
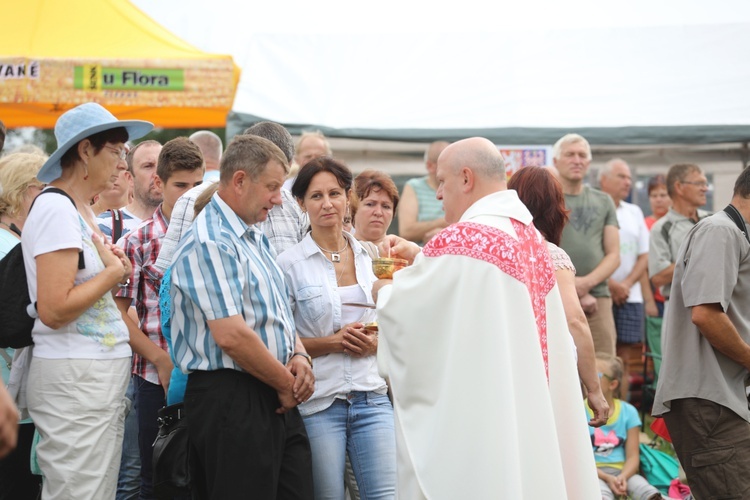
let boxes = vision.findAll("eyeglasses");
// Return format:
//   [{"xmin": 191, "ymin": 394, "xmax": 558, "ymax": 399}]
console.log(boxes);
[
  {"xmin": 680, "ymin": 180, "xmax": 709, "ymax": 188},
  {"xmin": 598, "ymin": 372, "xmax": 614, "ymax": 381},
  {"xmin": 104, "ymin": 145, "xmax": 128, "ymax": 161}
]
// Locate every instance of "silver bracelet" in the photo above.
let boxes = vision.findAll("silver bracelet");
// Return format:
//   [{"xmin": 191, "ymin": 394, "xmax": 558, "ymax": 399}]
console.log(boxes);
[{"xmin": 117, "ymin": 278, "xmax": 130, "ymax": 288}]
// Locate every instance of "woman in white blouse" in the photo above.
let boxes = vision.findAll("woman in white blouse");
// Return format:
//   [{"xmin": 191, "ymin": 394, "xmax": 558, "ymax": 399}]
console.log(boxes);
[{"xmin": 277, "ymin": 157, "xmax": 395, "ymax": 500}]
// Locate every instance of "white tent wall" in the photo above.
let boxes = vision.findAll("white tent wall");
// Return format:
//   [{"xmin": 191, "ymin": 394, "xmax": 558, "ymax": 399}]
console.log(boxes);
[{"xmin": 133, "ymin": 0, "xmax": 750, "ymax": 209}]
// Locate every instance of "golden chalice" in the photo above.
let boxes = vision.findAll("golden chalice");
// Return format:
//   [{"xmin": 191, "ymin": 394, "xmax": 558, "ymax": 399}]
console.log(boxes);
[{"xmin": 372, "ymin": 258, "xmax": 408, "ymax": 280}]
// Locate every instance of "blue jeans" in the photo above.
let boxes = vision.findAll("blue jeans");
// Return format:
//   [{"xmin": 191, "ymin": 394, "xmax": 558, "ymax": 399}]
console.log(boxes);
[
  {"xmin": 303, "ymin": 392, "xmax": 395, "ymax": 500},
  {"xmin": 116, "ymin": 375, "xmax": 140, "ymax": 500},
  {"xmin": 134, "ymin": 375, "xmax": 165, "ymax": 500}
]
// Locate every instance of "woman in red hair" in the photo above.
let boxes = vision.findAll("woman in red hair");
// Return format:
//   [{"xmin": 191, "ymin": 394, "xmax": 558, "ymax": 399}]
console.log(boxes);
[{"xmin": 509, "ymin": 166, "xmax": 608, "ymax": 427}]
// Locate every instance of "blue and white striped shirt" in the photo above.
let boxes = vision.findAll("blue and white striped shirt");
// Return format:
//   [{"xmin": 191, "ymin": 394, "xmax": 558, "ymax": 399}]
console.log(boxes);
[{"xmin": 170, "ymin": 193, "xmax": 296, "ymax": 373}]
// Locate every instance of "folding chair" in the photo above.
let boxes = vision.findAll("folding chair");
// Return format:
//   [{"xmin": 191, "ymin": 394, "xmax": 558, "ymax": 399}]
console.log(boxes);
[{"xmin": 641, "ymin": 315, "xmax": 663, "ymax": 421}]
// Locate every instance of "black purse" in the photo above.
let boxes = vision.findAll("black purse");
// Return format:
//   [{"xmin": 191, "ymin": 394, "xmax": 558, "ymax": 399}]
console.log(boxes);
[{"xmin": 152, "ymin": 403, "xmax": 191, "ymax": 498}]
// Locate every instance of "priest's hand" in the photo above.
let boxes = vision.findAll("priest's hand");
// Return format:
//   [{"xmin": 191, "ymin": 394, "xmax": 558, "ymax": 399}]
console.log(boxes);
[
  {"xmin": 372, "ymin": 279, "xmax": 392, "ymax": 303},
  {"xmin": 379, "ymin": 235, "xmax": 421, "ymax": 264}
]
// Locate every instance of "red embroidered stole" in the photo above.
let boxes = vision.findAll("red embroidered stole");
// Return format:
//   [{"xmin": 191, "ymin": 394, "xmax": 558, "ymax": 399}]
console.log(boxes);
[{"xmin": 423, "ymin": 220, "xmax": 556, "ymax": 380}]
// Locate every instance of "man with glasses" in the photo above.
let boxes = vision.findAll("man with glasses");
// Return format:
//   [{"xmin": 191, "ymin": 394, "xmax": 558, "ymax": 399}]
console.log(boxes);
[
  {"xmin": 653, "ymin": 167, "xmax": 750, "ymax": 498},
  {"xmin": 648, "ymin": 163, "xmax": 710, "ymax": 306}
]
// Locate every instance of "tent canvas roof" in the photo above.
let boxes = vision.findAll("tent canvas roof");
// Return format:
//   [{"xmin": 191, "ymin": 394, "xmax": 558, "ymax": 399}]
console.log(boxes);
[
  {"xmin": 133, "ymin": 0, "xmax": 750, "ymax": 145},
  {"xmin": 1, "ymin": 0, "xmax": 240, "ymax": 128}
]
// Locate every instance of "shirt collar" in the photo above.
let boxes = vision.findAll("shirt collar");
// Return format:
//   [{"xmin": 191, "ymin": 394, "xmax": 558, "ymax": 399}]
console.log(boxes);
[
  {"xmin": 210, "ymin": 192, "xmax": 259, "ymax": 239},
  {"xmin": 459, "ymin": 189, "xmax": 533, "ymax": 225},
  {"xmin": 152, "ymin": 204, "xmax": 169, "ymax": 231}
]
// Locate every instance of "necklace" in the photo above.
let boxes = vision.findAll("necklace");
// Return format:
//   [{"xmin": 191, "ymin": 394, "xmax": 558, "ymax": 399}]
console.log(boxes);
[
  {"xmin": 335, "ymin": 245, "xmax": 350, "ymax": 284},
  {"xmin": 313, "ymin": 237, "xmax": 348, "ymax": 262}
]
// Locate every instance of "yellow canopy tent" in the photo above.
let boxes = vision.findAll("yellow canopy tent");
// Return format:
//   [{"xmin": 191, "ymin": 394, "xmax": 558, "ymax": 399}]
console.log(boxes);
[{"xmin": 0, "ymin": 0, "xmax": 240, "ymax": 128}]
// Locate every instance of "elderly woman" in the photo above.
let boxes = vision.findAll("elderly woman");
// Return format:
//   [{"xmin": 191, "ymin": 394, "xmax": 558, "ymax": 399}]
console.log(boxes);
[
  {"xmin": 351, "ymin": 169, "xmax": 399, "ymax": 248},
  {"xmin": 277, "ymin": 157, "xmax": 395, "ymax": 500},
  {"xmin": 20, "ymin": 103, "xmax": 171, "ymax": 499},
  {"xmin": 0, "ymin": 152, "xmax": 45, "ymax": 498},
  {"xmin": 0, "ymin": 153, "xmax": 45, "ymax": 257},
  {"xmin": 508, "ymin": 166, "xmax": 608, "ymax": 426}
]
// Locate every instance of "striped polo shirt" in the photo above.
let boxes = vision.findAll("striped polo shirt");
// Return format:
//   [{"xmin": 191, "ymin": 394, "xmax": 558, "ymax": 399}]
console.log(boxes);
[
  {"xmin": 406, "ymin": 176, "xmax": 443, "ymax": 223},
  {"xmin": 170, "ymin": 193, "xmax": 295, "ymax": 373}
]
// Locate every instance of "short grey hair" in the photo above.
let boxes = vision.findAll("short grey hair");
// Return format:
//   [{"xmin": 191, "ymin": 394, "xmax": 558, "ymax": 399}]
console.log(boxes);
[
  {"xmin": 296, "ymin": 131, "xmax": 331, "ymax": 156},
  {"xmin": 220, "ymin": 135, "xmax": 289, "ymax": 184},
  {"xmin": 598, "ymin": 158, "xmax": 628, "ymax": 183},
  {"xmin": 243, "ymin": 122, "xmax": 295, "ymax": 164},
  {"xmin": 189, "ymin": 130, "xmax": 223, "ymax": 164},
  {"xmin": 552, "ymin": 133, "xmax": 591, "ymax": 161}
]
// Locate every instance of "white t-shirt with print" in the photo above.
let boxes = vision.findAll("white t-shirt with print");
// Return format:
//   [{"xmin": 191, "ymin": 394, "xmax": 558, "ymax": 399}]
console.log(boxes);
[{"xmin": 21, "ymin": 190, "xmax": 131, "ymax": 359}]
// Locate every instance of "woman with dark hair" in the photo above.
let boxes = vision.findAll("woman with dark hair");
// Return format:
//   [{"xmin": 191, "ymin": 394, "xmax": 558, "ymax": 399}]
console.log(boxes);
[
  {"xmin": 351, "ymin": 170, "xmax": 399, "ymax": 247},
  {"xmin": 20, "ymin": 103, "xmax": 171, "ymax": 498},
  {"xmin": 277, "ymin": 157, "xmax": 395, "ymax": 500},
  {"xmin": 509, "ymin": 166, "xmax": 608, "ymax": 426}
]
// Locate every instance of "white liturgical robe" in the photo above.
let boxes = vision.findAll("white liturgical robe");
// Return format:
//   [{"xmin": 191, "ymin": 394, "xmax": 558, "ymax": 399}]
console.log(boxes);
[{"xmin": 377, "ymin": 190, "xmax": 599, "ymax": 499}]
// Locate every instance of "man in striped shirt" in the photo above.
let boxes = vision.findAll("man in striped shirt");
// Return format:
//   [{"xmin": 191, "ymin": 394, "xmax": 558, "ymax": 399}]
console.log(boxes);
[{"xmin": 171, "ymin": 135, "xmax": 315, "ymax": 499}]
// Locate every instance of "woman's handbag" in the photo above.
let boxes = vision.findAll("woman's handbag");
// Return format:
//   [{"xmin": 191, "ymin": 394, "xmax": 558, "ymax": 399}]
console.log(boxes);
[{"xmin": 152, "ymin": 403, "xmax": 191, "ymax": 498}]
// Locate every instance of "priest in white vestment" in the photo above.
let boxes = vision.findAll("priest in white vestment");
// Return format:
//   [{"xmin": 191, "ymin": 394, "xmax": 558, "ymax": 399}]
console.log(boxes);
[{"xmin": 376, "ymin": 138, "xmax": 600, "ymax": 499}]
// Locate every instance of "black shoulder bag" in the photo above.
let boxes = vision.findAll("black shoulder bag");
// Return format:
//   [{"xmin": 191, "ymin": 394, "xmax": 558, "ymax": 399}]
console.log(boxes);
[{"xmin": 0, "ymin": 188, "xmax": 82, "ymax": 348}]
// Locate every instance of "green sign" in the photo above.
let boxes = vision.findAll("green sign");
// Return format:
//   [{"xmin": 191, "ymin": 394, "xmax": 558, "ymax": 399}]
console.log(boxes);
[{"xmin": 74, "ymin": 66, "xmax": 184, "ymax": 91}]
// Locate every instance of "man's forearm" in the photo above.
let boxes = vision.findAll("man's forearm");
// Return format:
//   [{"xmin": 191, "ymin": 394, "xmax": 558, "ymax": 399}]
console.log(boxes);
[
  {"xmin": 651, "ymin": 264, "xmax": 674, "ymax": 289},
  {"xmin": 579, "ymin": 252, "xmax": 620, "ymax": 293},
  {"xmin": 623, "ymin": 254, "xmax": 648, "ymax": 289},
  {"xmin": 693, "ymin": 304, "xmax": 750, "ymax": 370}
]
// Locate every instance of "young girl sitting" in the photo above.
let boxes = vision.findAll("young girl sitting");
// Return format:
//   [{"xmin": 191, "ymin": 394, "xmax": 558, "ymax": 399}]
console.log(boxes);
[{"xmin": 586, "ymin": 354, "xmax": 663, "ymax": 500}]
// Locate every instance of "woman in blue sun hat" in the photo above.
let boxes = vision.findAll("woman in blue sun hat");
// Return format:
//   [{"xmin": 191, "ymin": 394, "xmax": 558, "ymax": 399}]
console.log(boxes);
[{"xmin": 20, "ymin": 103, "xmax": 171, "ymax": 499}]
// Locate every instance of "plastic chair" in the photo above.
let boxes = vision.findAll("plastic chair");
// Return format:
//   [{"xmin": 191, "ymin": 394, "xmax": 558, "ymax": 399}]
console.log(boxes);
[{"xmin": 641, "ymin": 316, "xmax": 663, "ymax": 419}]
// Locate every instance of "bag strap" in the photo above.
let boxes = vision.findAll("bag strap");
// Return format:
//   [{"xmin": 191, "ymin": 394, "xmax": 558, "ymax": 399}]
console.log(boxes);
[
  {"xmin": 29, "ymin": 187, "xmax": 77, "ymax": 212},
  {"xmin": 723, "ymin": 204, "xmax": 750, "ymax": 244},
  {"xmin": 0, "ymin": 350, "xmax": 11, "ymax": 371},
  {"xmin": 111, "ymin": 209, "xmax": 124, "ymax": 244},
  {"xmin": 31, "ymin": 188, "xmax": 85, "ymax": 270}
]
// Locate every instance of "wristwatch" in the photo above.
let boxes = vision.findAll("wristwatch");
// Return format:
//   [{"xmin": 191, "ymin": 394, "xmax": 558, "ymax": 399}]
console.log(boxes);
[{"xmin": 292, "ymin": 352, "xmax": 313, "ymax": 368}]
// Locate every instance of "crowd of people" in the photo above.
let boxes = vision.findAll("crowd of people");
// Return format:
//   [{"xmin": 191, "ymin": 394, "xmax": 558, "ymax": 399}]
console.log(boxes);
[{"xmin": 0, "ymin": 102, "xmax": 748, "ymax": 499}]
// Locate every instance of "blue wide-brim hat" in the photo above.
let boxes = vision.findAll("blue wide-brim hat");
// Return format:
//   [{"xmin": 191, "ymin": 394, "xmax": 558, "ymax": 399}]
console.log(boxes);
[{"xmin": 38, "ymin": 103, "xmax": 153, "ymax": 183}]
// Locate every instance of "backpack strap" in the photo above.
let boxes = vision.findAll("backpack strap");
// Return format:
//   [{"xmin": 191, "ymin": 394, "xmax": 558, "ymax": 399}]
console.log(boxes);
[
  {"xmin": 111, "ymin": 209, "xmax": 124, "ymax": 244},
  {"xmin": 0, "ymin": 350, "xmax": 11, "ymax": 371},
  {"xmin": 31, "ymin": 188, "xmax": 85, "ymax": 270},
  {"xmin": 723, "ymin": 204, "xmax": 750, "ymax": 244}
]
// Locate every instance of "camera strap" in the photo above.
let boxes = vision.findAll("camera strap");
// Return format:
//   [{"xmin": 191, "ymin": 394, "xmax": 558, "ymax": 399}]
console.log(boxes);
[{"xmin": 723, "ymin": 204, "xmax": 750, "ymax": 244}]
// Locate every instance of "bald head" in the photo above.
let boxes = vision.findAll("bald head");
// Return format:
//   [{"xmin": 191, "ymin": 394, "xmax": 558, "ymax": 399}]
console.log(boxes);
[
  {"xmin": 189, "ymin": 130, "xmax": 222, "ymax": 170},
  {"xmin": 436, "ymin": 137, "xmax": 507, "ymax": 223},
  {"xmin": 441, "ymin": 138, "xmax": 506, "ymax": 180}
]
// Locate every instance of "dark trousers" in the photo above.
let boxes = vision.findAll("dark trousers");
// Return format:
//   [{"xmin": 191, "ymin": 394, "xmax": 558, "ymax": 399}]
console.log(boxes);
[
  {"xmin": 134, "ymin": 375, "xmax": 165, "ymax": 500},
  {"xmin": 185, "ymin": 369, "xmax": 313, "ymax": 500},
  {"xmin": 0, "ymin": 423, "xmax": 42, "ymax": 500},
  {"xmin": 664, "ymin": 398, "xmax": 750, "ymax": 499}
]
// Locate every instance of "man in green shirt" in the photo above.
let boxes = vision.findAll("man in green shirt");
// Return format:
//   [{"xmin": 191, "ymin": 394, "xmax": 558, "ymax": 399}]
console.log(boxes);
[{"xmin": 555, "ymin": 134, "xmax": 620, "ymax": 356}]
